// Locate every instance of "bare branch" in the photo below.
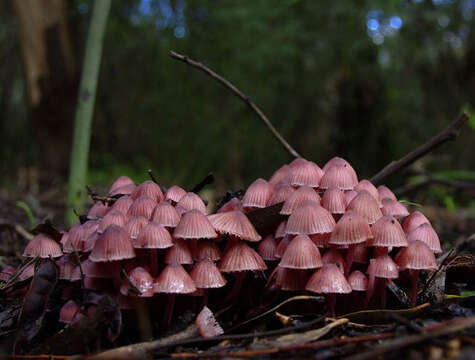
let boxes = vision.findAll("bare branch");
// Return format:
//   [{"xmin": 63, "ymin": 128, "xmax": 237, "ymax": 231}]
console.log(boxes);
[
  {"xmin": 371, "ymin": 113, "xmax": 469, "ymax": 186},
  {"xmin": 168, "ymin": 50, "xmax": 301, "ymax": 158}
]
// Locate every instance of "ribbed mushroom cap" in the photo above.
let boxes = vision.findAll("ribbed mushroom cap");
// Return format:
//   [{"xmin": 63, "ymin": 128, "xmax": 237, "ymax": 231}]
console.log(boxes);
[
  {"xmin": 344, "ymin": 190, "xmax": 358, "ymax": 207},
  {"xmin": 208, "ymin": 211, "xmax": 261, "ymax": 241},
  {"xmin": 367, "ymin": 255, "xmax": 399, "ymax": 279},
  {"xmin": 319, "ymin": 164, "xmax": 358, "ymax": 191},
  {"xmin": 190, "ymin": 260, "xmax": 226, "ymax": 288},
  {"xmin": 288, "ymin": 159, "xmax": 323, "ymax": 188},
  {"xmin": 127, "ymin": 195, "xmax": 157, "ymax": 219},
  {"xmin": 321, "ymin": 187, "xmax": 346, "ymax": 215},
  {"xmin": 275, "ymin": 267, "xmax": 309, "ymax": 291},
  {"xmin": 329, "ymin": 212, "xmax": 372, "ymax": 246},
  {"xmin": 58, "ymin": 255, "xmax": 77, "ymax": 280},
  {"xmin": 110, "ymin": 196, "xmax": 133, "ymax": 215},
  {"xmin": 258, "ymin": 235, "xmax": 279, "ymax": 261},
  {"xmin": 174, "ymin": 209, "xmax": 217, "ymax": 240},
  {"xmin": 84, "ymin": 231, "xmax": 99, "ymax": 252},
  {"xmin": 87, "ymin": 202, "xmax": 109, "ymax": 219},
  {"xmin": 175, "ymin": 205, "xmax": 187, "ymax": 217},
  {"xmin": 217, "ymin": 198, "xmax": 243, "ymax": 213},
  {"xmin": 165, "ymin": 239, "xmax": 193, "ymax": 265},
  {"xmin": 368, "ymin": 215, "xmax": 407, "ymax": 248},
  {"xmin": 18, "ymin": 263, "xmax": 35, "ymax": 281},
  {"xmin": 64, "ymin": 220, "xmax": 99, "ymax": 253},
  {"xmin": 135, "ymin": 222, "xmax": 173, "ymax": 249},
  {"xmin": 89, "ymin": 225, "xmax": 135, "ymax": 262},
  {"xmin": 377, "ymin": 185, "xmax": 397, "ymax": 201},
  {"xmin": 242, "ymin": 178, "xmax": 273, "ymax": 208},
  {"xmin": 154, "ymin": 264, "xmax": 196, "ymax": 294},
  {"xmin": 286, "ymin": 200, "xmax": 336, "ymax": 235},
  {"xmin": 195, "ymin": 240, "xmax": 221, "ymax": 261},
  {"xmin": 321, "ymin": 249, "xmax": 345, "ymax": 273},
  {"xmin": 124, "ymin": 216, "xmax": 149, "ymax": 240},
  {"xmin": 322, "ymin": 157, "xmax": 352, "ymax": 172},
  {"xmin": 352, "ymin": 242, "xmax": 369, "ymax": 264},
  {"xmin": 109, "ymin": 176, "xmax": 135, "ymax": 194},
  {"xmin": 396, "ymin": 240, "xmax": 437, "ymax": 271},
  {"xmin": 177, "ymin": 192, "xmax": 207, "ymax": 215},
  {"xmin": 306, "ymin": 264, "xmax": 352, "ymax": 294},
  {"xmin": 82, "ymin": 258, "xmax": 114, "ymax": 278},
  {"xmin": 280, "ymin": 186, "xmax": 321, "ymax": 215},
  {"xmin": 381, "ymin": 199, "xmax": 410, "ymax": 218},
  {"xmin": 120, "ymin": 267, "xmax": 154, "ymax": 297},
  {"xmin": 354, "ymin": 180, "xmax": 381, "ymax": 206},
  {"xmin": 131, "ymin": 180, "xmax": 164, "ymax": 202},
  {"xmin": 220, "ymin": 241, "xmax": 267, "ymax": 272},
  {"xmin": 269, "ymin": 164, "xmax": 291, "ymax": 186},
  {"xmin": 196, "ymin": 307, "xmax": 224, "ymax": 338},
  {"xmin": 151, "ymin": 201, "xmax": 180, "ymax": 228},
  {"xmin": 279, "ymin": 235, "xmax": 322, "ymax": 269},
  {"xmin": 59, "ymin": 300, "xmax": 83, "ymax": 324},
  {"xmin": 275, "ymin": 220, "xmax": 287, "ymax": 239},
  {"xmin": 97, "ymin": 209, "xmax": 127, "ymax": 234},
  {"xmin": 407, "ymin": 223, "xmax": 442, "ymax": 253},
  {"xmin": 346, "ymin": 190, "xmax": 383, "ymax": 224},
  {"xmin": 109, "ymin": 184, "xmax": 136, "ymax": 197},
  {"xmin": 267, "ymin": 184, "xmax": 295, "ymax": 206},
  {"xmin": 309, "ymin": 233, "xmax": 331, "ymax": 248},
  {"xmin": 348, "ymin": 270, "xmax": 368, "ymax": 291},
  {"xmin": 164, "ymin": 185, "xmax": 187, "ymax": 204},
  {"xmin": 402, "ymin": 211, "xmax": 430, "ymax": 234},
  {"xmin": 275, "ymin": 235, "xmax": 290, "ymax": 258},
  {"xmin": 23, "ymin": 233, "xmax": 63, "ymax": 258}
]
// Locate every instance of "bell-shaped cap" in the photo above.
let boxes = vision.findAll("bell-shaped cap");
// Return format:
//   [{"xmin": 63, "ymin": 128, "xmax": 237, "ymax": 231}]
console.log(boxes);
[
  {"xmin": 127, "ymin": 195, "xmax": 157, "ymax": 219},
  {"xmin": 195, "ymin": 240, "xmax": 221, "ymax": 261},
  {"xmin": 322, "ymin": 157, "xmax": 353, "ymax": 172},
  {"xmin": 87, "ymin": 202, "xmax": 109, "ymax": 219},
  {"xmin": 196, "ymin": 306, "xmax": 224, "ymax": 338},
  {"xmin": 306, "ymin": 264, "xmax": 352, "ymax": 294},
  {"xmin": 242, "ymin": 178, "xmax": 273, "ymax": 208},
  {"xmin": 352, "ymin": 242, "xmax": 369, "ymax": 264},
  {"xmin": 89, "ymin": 225, "xmax": 135, "ymax": 262},
  {"xmin": 64, "ymin": 220, "xmax": 99, "ymax": 253},
  {"xmin": 396, "ymin": 240, "xmax": 437, "ymax": 270},
  {"xmin": 177, "ymin": 192, "xmax": 207, "ymax": 215},
  {"xmin": 109, "ymin": 176, "xmax": 135, "ymax": 194},
  {"xmin": 190, "ymin": 260, "xmax": 226, "ymax": 288},
  {"xmin": 217, "ymin": 198, "xmax": 243, "ymax": 213},
  {"xmin": 381, "ymin": 199, "xmax": 410, "ymax": 218},
  {"xmin": 280, "ymin": 186, "xmax": 321, "ymax": 215},
  {"xmin": 154, "ymin": 264, "xmax": 196, "ymax": 294},
  {"xmin": 258, "ymin": 235, "xmax": 279, "ymax": 261},
  {"xmin": 407, "ymin": 223, "xmax": 442, "ymax": 253},
  {"xmin": 309, "ymin": 233, "xmax": 331, "ymax": 248},
  {"xmin": 109, "ymin": 184, "xmax": 136, "ymax": 197},
  {"xmin": 344, "ymin": 190, "xmax": 358, "ymax": 207},
  {"xmin": 269, "ymin": 164, "xmax": 291, "ymax": 186},
  {"xmin": 151, "ymin": 201, "xmax": 180, "ymax": 228},
  {"xmin": 220, "ymin": 241, "xmax": 267, "ymax": 272},
  {"xmin": 288, "ymin": 158, "xmax": 323, "ymax": 188},
  {"xmin": 97, "ymin": 209, "xmax": 127, "ymax": 234},
  {"xmin": 321, "ymin": 248, "xmax": 345, "ymax": 273},
  {"xmin": 319, "ymin": 164, "xmax": 358, "ymax": 191},
  {"xmin": 377, "ymin": 185, "xmax": 397, "ymax": 201},
  {"xmin": 135, "ymin": 222, "xmax": 173, "ymax": 249},
  {"xmin": 346, "ymin": 190, "xmax": 383, "ymax": 224},
  {"xmin": 164, "ymin": 185, "xmax": 187, "ymax": 204},
  {"xmin": 354, "ymin": 180, "xmax": 381, "ymax": 207},
  {"xmin": 174, "ymin": 209, "xmax": 217, "ymax": 240},
  {"xmin": 321, "ymin": 187, "xmax": 346, "ymax": 215},
  {"xmin": 110, "ymin": 196, "xmax": 134, "ymax": 215},
  {"xmin": 131, "ymin": 180, "xmax": 164, "ymax": 202},
  {"xmin": 329, "ymin": 212, "xmax": 372, "ymax": 246},
  {"xmin": 124, "ymin": 216, "xmax": 149, "ymax": 240},
  {"xmin": 275, "ymin": 220, "xmax": 287, "ymax": 239},
  {"xmin": 267, "ymin": 184, "xmax": 295, "ymax": 206},
  {"xmin": 367, "ymin": 255, "xmax": 399, "ymax": 279},
  {"xmin": 368, "ymin": 215, "xmax": 407, "ymax": 248},
  {"xmin": 165, "ymin": 239, "xmax": 193, "ymax": 265},
  {"xmin": 275, "ymin": 267, "xmax": 309, "ymax": 291},
  {"xmin": 279, "ymin": 235, "xmax": 322, "ymax": 269},
  {"xmin": 120, "ymin": 266, "xmax": 154, "ymax": 297},
  {"xmin": 286, "ymin": 200, "xmax": 335, "ymax": 235},
  {"xmin": 348, "ymin": 270, "xmax": 368, "ymax": 291},
  {"xmin": 402, "ymin": 211, "xmax": 430, "ymax": 234},
  {"xmin": 208, "ymin": 211, "xmax": 261, "ymax": 241},
  {"xmin": 23, "ymin": 233, "xmax": 62, "ymax": 258}
]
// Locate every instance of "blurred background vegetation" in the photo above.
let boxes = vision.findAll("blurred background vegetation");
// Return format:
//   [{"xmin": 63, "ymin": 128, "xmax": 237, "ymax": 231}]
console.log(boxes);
[{"xmin": 1, "ymin": 0, "xmax": 474, "ymax": 218}]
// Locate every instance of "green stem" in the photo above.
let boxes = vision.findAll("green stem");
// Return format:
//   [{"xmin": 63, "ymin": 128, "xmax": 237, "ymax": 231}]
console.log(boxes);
[{"xmin": 66, "ymin": 0, "xmax": 112, "ymax": 225}]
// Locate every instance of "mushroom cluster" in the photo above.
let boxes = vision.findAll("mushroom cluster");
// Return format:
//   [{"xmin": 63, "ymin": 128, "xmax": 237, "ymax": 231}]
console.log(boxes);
[{"xmin": 11, "ymin": 156, "xmax": 442, "ymax": 325}]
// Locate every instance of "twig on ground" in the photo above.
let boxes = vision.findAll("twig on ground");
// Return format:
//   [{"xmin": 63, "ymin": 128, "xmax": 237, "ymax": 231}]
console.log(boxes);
[
  {"xmin": 0, "ymin": 221, "xmax": 34, "ymax": 241},
  {"xmin": 169, "ymin": 50, "xmax": 300, "ymax": 158},
  {"xmin": 394, "ymin": 175, "xmax": 475, "ymax": 197},
  {"xmin": 371, "ymin": 113, "xmax": 469, "ymax": 186}
]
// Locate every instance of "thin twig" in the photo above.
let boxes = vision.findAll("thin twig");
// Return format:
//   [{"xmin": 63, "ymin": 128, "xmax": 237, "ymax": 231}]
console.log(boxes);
[
  {"xmin": 371, "ymin": 113, "xmax": 469, "ymax": 186},
  {"xmin": 0, "ymin": 221, "xmax": 34, "ymax": 241},
  {"xmin": 169, "ymin": 50, "xmax": 301, "ymax": 158}
]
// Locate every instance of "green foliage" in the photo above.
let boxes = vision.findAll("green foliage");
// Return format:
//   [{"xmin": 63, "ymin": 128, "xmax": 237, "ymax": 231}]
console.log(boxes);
[{"xmin": 16, "ymin": 201, "xmax": 35, "ymax": 229}]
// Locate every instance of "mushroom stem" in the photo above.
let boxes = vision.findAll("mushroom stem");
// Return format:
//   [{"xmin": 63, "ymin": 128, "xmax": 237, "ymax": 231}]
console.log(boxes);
[
  {"xmin": 344, "ymin": 245, "xmax": 355, "ymax": 276},
  {"xmin": 327, "ymin": 293, "xmax": 336, "ymax": 317},
  {"xmin": 364, "ymin": 260, "xmax": 375, "ymax": 309},
  {"xmin": 379, "ymin": 279, "xmax": 387, "ymax": 308},
  {"xmin": 410, "ymin": 269, "xmax": 420, "ymax": 307},
  {"xmin": 221, "ymin": 272, "xmax": 246, "ymax": 305},
  {"xmin": 150, "ymin": 250, "xmax": 158, "ymax": 277},
  {"xmin": 162, "ymin": 294, "xmax": 176, "ymax": 328}
]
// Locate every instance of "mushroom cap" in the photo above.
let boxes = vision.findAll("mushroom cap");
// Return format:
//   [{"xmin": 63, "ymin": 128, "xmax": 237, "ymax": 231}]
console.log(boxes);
[
  {"xmin": 217, "ymin": 198, "xmax": 243, "ymax": 213},
  {"xmin": 275, "ymin": 235, "xmax": 290, "ymax": 258},
  {"xmin": 219, "ymin": 241, "xmax": 267, "ymax": 272},
  {"xmin": 402, "ymin": 211, "xmax": 430, "ymax": 234},
  {"xmin": 346, "ymin": 190, "xmax": 383, "ymax": 224},
  {"xmin": 120, "ymin": 267, "xmax": 154, "ymax": 297},
  {"xmin": 58, "ymin": 255, "xmax": 78, "ymax": 280},
  {"xmin": 81, "ymin": 258, "xmax": 114, "ymax": 278},
  {"xmin": 367, "ymin": 255, "xmax": 399, "ymax": 279},
  {"xmin": 195, "ymin": 240, "xmax": 221, "ymax": 261},
  {"xmin": 177, "ymin": 192, "xmax": 207, "ymax": 215},
  {"xmin": 151, "ymin": 201, "xmax": 181, "ymax": 228},
  {"xmin": 275, "ymin": 267, "xmax": 310, "ymax": 291},
  {"xmin": 87, "ymin": 202, "xmax": 109, "ymax": 219},
  {"xmin": 165, "ymin": 239, "xmax": 193, "ymax": 265},
  {"xmin": 267, "ymin": 184, "xmax": 296, "ymax": 206},
  {"xmin": 321, "ymin": 249, "xmax": 345, "ymax": 273},
  {"xmin": 286, "ymin": 200, "xmax": 336, "ymax": 235},
  {"xmin": 269, "ymin": 164, "xmax": 290, "ymax": 185},
  {"xmin": 131, "ymin": 180, "xmax": 164, "ymax": 202},
  {"xmin": 174, "ymin": 209, "xmax": 217, "ymax": 240},
  {"xmin": 354, "ymin": 180, "xmax": 381, "ymax": 207},
  {"xmin": 258, "ymin": 235, "xmax": 279, "ymax": 261},
  {"xmin": 309, "ymin": 233, "xmax": 331, "ymax": 248},
  {"xmin": 127, "ymin": 195, "xmax": 157, "ymax": 219},
  {"xmin": 110, "ymin": 196, "xmax": 134, "ymax": 215},
  {"xmin": 89, "ymin": 225, "xmax": 135, "ymax": 262},
  {"xmin": 322, "ymin": 157, "xmax": 353, "ymax": 172},
  {"xmin": 329, "ymin": 212, "xmax": 372, "ymax": 246},
  {"xmin": 23, "ymin": 233, "xmax": 63, "ymax": 258},
  {"xmin": 321, "ymin": 187, "xmax": 346, "ymax": 215},
  {"xmin": 208, "ymin": 210, "xmax": 261, "ymax": 242},
  {"xmin": 190, "ymin": 260, "xmax": 226, "ymax": 288},
  {"xmin": 381, "ymin": 198, "xmax": 410, "ymax": 218},
  {"xmin": 348, "ymin": 270, "xmax": 368, "ymax": 291},
  {"xmin": 154, "ymin": 264, "xmax": 196, "ymax": 294},
  {"xmin": 377, "ymin": 185, "xmax": 397, "ymax": 201},
  {"xmin": 351, "ymin": 242, "xmax": 369, "ymax": 264},
  {"xmin": 319, "ymin": 164, "xmax": 358, "ymax": 191},
  {"xmin": 280, "ymin": 186, "xmax": 321, "ymax": 215},
  {"xmin": 124, "ymin": 216, "xmax": 149, "ymax": 240},
  {"xmin": 109, "ymin": 176, "xmax": 135, "ymax": 194},
  {"xmin": 196, "ymin": 307, "xmax": 224, "ymax": 338},
  {"xmin": 368, "ymin": 215, "xmax": 407, "ymax": 248},
  {"xmin": 164, "ymin": 185, "xmax": 187, "ymax": 204},
  {"xmin": 275, "ymin": 220, "xmax": 287, "ymax": 239},
  {"xmin": 242, "ymin": 178, "xmax": 274, "ymax": 208},
  {"xmin": 396, "ymin": 240, "xmax": 438, "ymax": 270},
  {"xmin": 406, "ymin": 223, "xmax": 442, "ymax": 253},
  {"xmin": 97, "ymin": 209, "xmax": 127, "ymax": 234},
  {"xmin": 279, "ymin": 235, "xmax": 323, "ymax": 269},
  {"xmin": 306, "ymin": 264, "xmax": 352, "ymax": 294},
  {"xmin": 109, "ymin": 184, "xmax": 136, "ymax": 197},
  {"xmin": 135, "ymin": 222, "xmax": 173, "ymax": 249},
  {"xmin": 64, "ymin": 220, "xmax": 99, "ymax": 253},
  {"xmin": 344, "ymin": 190, "xmax": 358, "ymax": 207},
  {"xmin": 288, "ymin": 159, "xmax": 323, "ymax": 188}
]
